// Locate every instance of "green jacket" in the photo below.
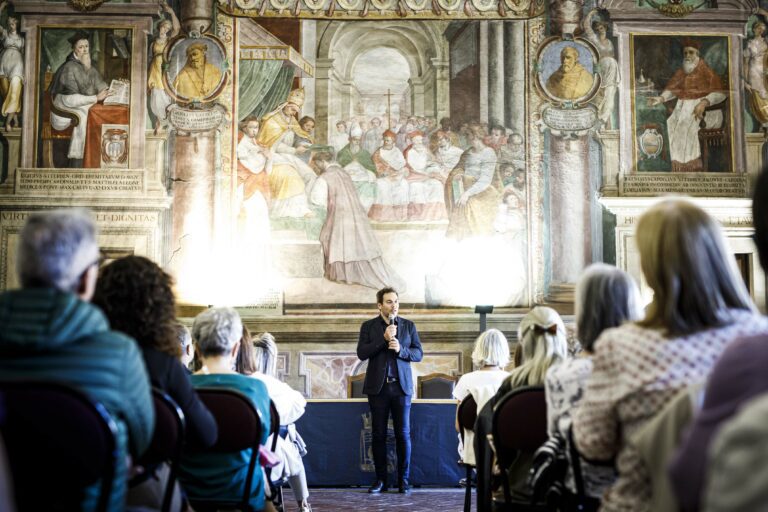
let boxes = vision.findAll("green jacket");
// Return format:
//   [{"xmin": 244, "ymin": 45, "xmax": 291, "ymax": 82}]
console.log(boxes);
[{"xmin": 0, "ymin": 288, "xmax": 155, "ymax": 511}]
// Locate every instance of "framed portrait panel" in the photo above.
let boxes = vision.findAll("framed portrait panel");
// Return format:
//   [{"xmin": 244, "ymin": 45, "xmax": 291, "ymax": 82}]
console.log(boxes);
[
  {"xmin": 21, "ymin": 15, "xmax": 150, "ymax": 170},
  {"xmin": 630, "ymin": 33, "xmax": 734, "ymax": 173},
  {"xmin": 535, "ymin": 36, "xmax": 600, "ymax": 105},
  {"xmin": 163, "ymin": 34, "xmax": 228, "ymax": 104}
]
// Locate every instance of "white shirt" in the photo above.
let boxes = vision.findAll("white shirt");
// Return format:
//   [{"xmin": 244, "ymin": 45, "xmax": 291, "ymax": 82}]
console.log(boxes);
[
  {"xmin": 453, "ymin": 368, "xmax": 509, "ymax": 465},
  {"xmin": 250, "ymin": 373, "xmax": 307, "ymax": 425}
]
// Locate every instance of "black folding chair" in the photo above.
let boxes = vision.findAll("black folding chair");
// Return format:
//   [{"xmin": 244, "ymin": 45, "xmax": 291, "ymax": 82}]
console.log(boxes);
[
  {"xmin": 265, "ymin": 399, "xmax": 286, "ymax": 512},
  {"xmin": 188, "ymin": 387, "xmax": 265, "ymax": 512},
  {"xmin": 418, "ymin": 373, "xmax": 458, "ymax": 399},
  {"xmin": 0, "ymin": 381, "xmax": 119, "ymax": 512},
  {"xmin": 347, "ymin": 373, "xmax": 366, "ymax": 398},
  {"xmin": 458, "ymin": 394, "xmax": 478, "ymax": 512},
  {"xmin": 131, "ymin": 388, "xmax": 186, "ymax": 512},
  {"xmin": 491, "ymin": 386, "xmax": 549, "ymax": 511}
]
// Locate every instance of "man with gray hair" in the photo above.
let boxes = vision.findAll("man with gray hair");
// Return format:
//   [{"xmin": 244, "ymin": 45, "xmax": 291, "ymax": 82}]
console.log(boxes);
[{"xmin": 0, "ymin": 208, "xmax": 155, "ymax": 511}]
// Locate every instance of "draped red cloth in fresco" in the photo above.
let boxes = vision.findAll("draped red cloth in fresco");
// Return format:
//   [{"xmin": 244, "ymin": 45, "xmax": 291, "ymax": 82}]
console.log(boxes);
[
  {"xmin": 83, "ymin": 104, "xmax": 129, "ymax": 168},
  {"xmin": 663, "ymin": 59, "xmax": 724, "ymax": 100}
]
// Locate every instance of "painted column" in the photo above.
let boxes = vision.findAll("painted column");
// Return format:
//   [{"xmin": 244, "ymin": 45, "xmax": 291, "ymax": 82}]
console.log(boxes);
[
  {"xmin": 340, "ymin": 80, "xmax": 354, "ymax": 121},
  {"xmin": 504, "ymin": 21, "xmax": 526, "ymax": 135},
  {"xmin": 478, "ymin": 21, "xmax": 489, "ymax": 124},
  {"xmin": 488, "ymin": 21, "xmax": 505, "ymax": 127},
  {"xmin": 300, "ymin": 20, "xmax": 317, "ymax": 118},
  {"xmin": 314, "ymin": 58, "xmax": 333, "ymax": 144},
  {"xmin": 409, "ymin": 76, "xmax": 426, "ymax": 116},
  {"xmin": 549, "ymin": 135, "xmax": 592, "ymax": 298},
  {"xmin": 169, "ymin": 131, "xmax": 218, "ymax": 304},
  {"xmin": 597, "ymin": 130, "xmax": 620, "ymax": 195},
  {"xmin": 431, "ymin": 58, "xmax": 450, "ymax": 122}
]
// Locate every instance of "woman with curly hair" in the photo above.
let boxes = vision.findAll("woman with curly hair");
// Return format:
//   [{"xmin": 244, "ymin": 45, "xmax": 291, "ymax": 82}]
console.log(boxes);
[{"xmin": 93, "ymin": 255, "xmax": 218, "ymax": 509}]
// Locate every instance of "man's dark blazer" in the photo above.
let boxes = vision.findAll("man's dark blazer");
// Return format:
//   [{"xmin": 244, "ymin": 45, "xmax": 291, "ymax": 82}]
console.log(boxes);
[{"xmin": 356, "ymin": 315, "xmax": 423, "ymax": 396}]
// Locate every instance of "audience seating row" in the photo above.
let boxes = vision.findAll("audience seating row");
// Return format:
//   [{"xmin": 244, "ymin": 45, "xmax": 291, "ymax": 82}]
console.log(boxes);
[{"xmin": 0, "ymin": 382, "xmax": 274, "ymax": 512}]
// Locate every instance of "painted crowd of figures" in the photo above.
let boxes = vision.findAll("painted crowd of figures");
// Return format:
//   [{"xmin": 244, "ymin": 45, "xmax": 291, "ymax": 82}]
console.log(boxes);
[{"xmin": 235, "ymin": 87, "xmax": 527, "ymax": 291}]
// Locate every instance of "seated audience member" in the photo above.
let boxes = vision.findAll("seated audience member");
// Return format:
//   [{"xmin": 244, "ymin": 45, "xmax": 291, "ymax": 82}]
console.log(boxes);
[
  {"xmin": 179, "ymin": 307, "xmax": 271, "ymax": 511},
  {"xmin": 630, "ymin": 381, "xmax": 705, "ymax": 512},
  {"xmin": 453, "ymin": 328, "xmax": 511, "ymax": 466},
  {"xmin": 236, "ymin": 330, "xmax": 312, "ymax": 512},
  {"xmin": 669, "ymin": 168, "xmax": 768, "ymax": 512},
  {"xmin": 0, "ymin": 209, "xmax": 154, "ymax": 511},
  {"xmin": 494, "ymin": 306, "xmax": 568, "ymax": 400},
  {"xmin": 92, "ymin": 256, "xmax": 218, "ymax": 509},
  {"xmin": 545, "ymin": 263, "xmax": 643, "ymax": 509},
  {"xmin": 474, "ymin": 307, "xmax": 568, "ymax": 511},
  {"xmin": 177, "ymin": 323, "xmax": 194, "ymax": 370},
  {"xmin": 572, "ymin": 199, "xmax": 768, "ymax": 512},
  {"xmin": 702, "ymin": 392, "xmax": 768, "ymax": 511}
]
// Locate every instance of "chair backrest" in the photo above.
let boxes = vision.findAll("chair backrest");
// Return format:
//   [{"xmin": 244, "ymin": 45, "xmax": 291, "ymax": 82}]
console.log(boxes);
[
  {"xmin": 457, "ymin": 394, "xmax": 478, "ymax": 445},
  {"xmin": 139, "ymin": 388, "xmax": 186, "ymax": 466},
  {"xmin": 193, "ymin": 387, "xmax": 264, "ymax": 509},
  {"xmin": 195, "ymin": 387, "xmax": 263, "ymax": 452},
  {"xmin": 492, "ymin": 386, "xmax": 547, "ymax": 468},
  {"xmin": 0, "ymin": 381, "xmax": 118, "ymax": 512},
  {"xmin": 137, "ymin": 388, "xmax": 186, "ymax": 512},
  {"xmin": 418, "ymin": 373, "xmax": 458, "ymax": 399},
  {"xmin": 348, "ymin": 373, "xmax": 366, "ymax": 398},
  {"xmin": 269, "ymin": 399, "xmax": 280, "ymax": 452}
]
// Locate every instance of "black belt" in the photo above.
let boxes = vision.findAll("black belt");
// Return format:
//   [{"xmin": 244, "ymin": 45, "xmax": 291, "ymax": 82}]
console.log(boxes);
[{"xmin": 386, "ymin": 377, "xmax": 398, "ymax": 383}]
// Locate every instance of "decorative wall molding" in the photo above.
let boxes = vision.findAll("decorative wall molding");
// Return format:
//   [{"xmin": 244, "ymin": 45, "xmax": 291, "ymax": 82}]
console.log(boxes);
[
  {"xmin": 600, "ymin": 196, "xmax": 765, "ymax": 310},
  {"xmin": 220, "ymin": 0, "xmax": 544, "ymax": 20}
]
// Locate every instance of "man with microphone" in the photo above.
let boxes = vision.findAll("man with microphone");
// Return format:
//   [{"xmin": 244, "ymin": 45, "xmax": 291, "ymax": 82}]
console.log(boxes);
[{"xmin": 357, "ymin": 287, "xmax": 423, "ymax": 495}]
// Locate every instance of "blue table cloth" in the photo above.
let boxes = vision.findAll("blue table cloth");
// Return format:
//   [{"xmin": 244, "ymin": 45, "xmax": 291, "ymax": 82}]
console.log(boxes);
[{"xmin": 295, "ymin": 399, "xmax": 463, "ymax": 487}]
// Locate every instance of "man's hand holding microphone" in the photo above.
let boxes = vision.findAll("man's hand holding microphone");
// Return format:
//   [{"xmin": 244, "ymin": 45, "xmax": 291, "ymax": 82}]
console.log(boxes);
[{"xmin": 385, "ymin": 313, "xmax": 400, "ymax": 353}]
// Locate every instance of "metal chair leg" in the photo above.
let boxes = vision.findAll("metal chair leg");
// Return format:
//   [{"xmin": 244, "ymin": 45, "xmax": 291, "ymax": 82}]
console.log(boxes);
[{"xmin": 463, "ymin": 465, "xmax": 473, "ymax": 512}]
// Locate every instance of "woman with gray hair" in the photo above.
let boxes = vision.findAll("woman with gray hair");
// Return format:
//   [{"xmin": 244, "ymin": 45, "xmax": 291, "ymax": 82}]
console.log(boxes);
[
  {"xmin": 453, "ymin": 328, "xmax": 510, "ymax": 466},
  {"xmin": 236, "ymin": 330, "xmax": 312, "ymax": 512},
  {"xmin": 544, "ymin": 263, "xmax": 643, "ymax": 509},
  {"xmin": 179, "ymin": 307, "xmax": 272, "ymax": 511},
  {"xmin": 573, "ymin": 200, "xmax": 768, "ymax": 512}
]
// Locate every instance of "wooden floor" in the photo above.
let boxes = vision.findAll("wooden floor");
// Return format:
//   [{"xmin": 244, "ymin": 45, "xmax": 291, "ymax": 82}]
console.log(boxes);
[{"xmin": 282, "ymin": 487, "xmax": 474, "ymax": 512}]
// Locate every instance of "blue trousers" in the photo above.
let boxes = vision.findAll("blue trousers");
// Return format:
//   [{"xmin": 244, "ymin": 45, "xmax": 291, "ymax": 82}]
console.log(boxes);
[{"xmin": 368, "ymin": 381, "xmax": 412, "ymax": 482}]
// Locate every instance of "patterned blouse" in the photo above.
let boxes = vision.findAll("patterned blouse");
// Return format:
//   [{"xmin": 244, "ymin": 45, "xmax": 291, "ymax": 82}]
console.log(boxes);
[
  {"xmin": 572, "ymin": 310, "xmax": 768, "ymax": 512},
  {"xmin": 545, "ymin": 358, "xmax": 616, "ymax": 498}
]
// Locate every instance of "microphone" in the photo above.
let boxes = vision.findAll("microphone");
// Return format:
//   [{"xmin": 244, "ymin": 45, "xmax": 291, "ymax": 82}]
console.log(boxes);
[{"xmin": 388, "ymin": 313, "xmax": 398, "ymax": 350}]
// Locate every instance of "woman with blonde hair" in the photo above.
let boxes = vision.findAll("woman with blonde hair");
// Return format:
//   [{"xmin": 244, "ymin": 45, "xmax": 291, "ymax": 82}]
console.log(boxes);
[
  {"xmin": 572, "ymin": 199, "xmax": 768, "ymax": 512},
  {"xmin": 495, "ymin": 306, "xmax": 568, "ymax": 397},
  {"xmin": 474, "ymin": 307, "xmax": 569, "ymax": 510},
  {"xmin": 453, "ymin": 328, "xmax": 511, "ymax": 466}
]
